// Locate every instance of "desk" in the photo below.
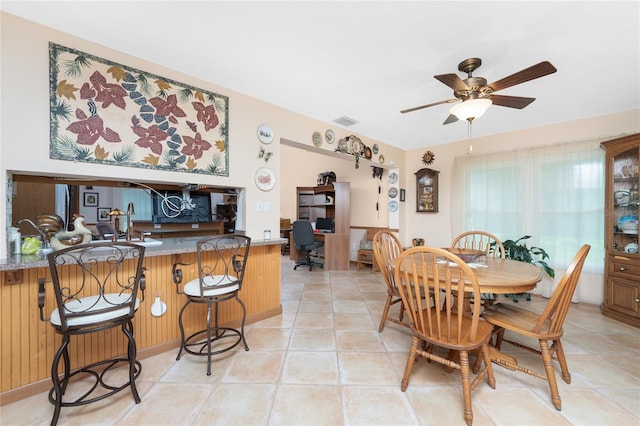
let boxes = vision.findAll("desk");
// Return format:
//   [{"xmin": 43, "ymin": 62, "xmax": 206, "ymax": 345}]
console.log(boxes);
[{"xmin": 289, "ymin": 232, "xmax": 350, "ymax": 270}]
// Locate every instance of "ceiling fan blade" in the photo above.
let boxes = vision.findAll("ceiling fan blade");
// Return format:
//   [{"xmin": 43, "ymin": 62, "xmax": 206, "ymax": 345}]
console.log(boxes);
[
  {"xmin": 443, "ymin": 114, "xmax": 459, "ymax": 125},
  {"xmin": 434, "ymin": 73, "xmax": 469, "ymax": 91},
  {"xmin": 400, "ymin": 98, "xmax": 458, "ymax": 114},
  {"xmin": 488, "ymin": 61, "xmax": 557, "ymax": 92},
  {"xmin": 490, "ymin": 94, "xmax": 536, "ymax": 109}
]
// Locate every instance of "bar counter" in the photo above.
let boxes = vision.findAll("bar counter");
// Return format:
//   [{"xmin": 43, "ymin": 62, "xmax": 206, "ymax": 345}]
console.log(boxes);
[{"xmin": 0, "ymin": 237, "xmax": 286, "ymax": 405}]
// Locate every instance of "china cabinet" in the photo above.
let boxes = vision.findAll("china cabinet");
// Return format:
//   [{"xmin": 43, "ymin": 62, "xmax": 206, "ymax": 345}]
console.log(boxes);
[
  {"xmin": 601, "ymin": 133, "xmax": 640, "ymax": 327},
  {"xmin": 415, "ymin": 168, "xmax": 439, "ymax": 212}
]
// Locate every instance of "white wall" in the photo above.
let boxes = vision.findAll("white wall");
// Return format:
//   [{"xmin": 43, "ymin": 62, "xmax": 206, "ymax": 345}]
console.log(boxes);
[
  {"xmin": 0, "ymin": 12, "xmax": 394, "ymax": 258},
  {"xmin": 400, "ymin": 111, "xmax": 640, "ymax": 250}
]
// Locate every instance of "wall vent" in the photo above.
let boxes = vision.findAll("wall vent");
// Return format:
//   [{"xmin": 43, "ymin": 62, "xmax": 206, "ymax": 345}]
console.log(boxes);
[{"xmin": 332, "ymin": 116, "xmax": 359, "ymax": 127}]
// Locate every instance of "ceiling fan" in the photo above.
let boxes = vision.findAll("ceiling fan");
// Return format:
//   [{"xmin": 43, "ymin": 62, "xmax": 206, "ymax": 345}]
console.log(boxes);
[{"xmin": 401, "ymin": 58, "xmax": 557, "ymax": 124}]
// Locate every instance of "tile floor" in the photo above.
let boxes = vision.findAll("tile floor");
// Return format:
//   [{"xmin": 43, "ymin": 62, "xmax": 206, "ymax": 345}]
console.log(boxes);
[{"xmin": 2, "ymin": 257, "xmax": 639, "ymax": 425}]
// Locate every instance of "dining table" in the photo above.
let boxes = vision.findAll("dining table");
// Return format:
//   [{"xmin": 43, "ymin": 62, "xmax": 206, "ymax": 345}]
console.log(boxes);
[
  {"xmin": 398, "ymin": 252, "xmax": 544, "ymax": 301},
  {"xmin": 397, "ymin": 250, "xmax": 544, "ymax": 371}
]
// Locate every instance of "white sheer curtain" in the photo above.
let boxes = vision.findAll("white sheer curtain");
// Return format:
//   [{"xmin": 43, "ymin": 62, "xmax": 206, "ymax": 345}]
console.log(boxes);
[{"xmin": 452, "ymin": 140, "xmax": 605, "ymax": 304}]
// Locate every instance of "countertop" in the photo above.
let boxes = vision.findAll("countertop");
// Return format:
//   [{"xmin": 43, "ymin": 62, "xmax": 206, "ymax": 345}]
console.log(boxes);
[{"xmin": 0, "ymin": 237, "xmax": 287, "ymax": 271}]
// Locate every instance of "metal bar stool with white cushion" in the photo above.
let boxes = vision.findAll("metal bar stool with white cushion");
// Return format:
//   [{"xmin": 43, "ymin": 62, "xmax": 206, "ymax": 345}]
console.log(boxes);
[
  {"xmin": 39, "ymin": 242, "xmax": 146, "ymax": 426},
  {"xmin": 172, "ymin": 234, "xmax": 251, "ymax": 375}
]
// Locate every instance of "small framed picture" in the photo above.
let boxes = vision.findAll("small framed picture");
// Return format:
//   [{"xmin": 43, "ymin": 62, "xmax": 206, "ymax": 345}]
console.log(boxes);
[
  {"xmin": 97, "ymin": 207, "xmax": 111, "ymax": 221},
  {"xmin": 84, "ymin": 192, "xmax": 99, "ymax": 207},
  {"xmin": 400, "ymin": 188, "xmax": 406, "ymax": 202}
]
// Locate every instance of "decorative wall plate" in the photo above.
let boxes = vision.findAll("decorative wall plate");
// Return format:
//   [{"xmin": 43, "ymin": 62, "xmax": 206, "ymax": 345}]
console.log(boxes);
[
  {"xmin": 257, "ymin": 124, "xmax": 273, "ymax": 144},
  {"xmin": 389, "ymin": 172, "xmax": 398, "ymax": 184},
  {"xmin": 372, "ymin": 144, "xmax": 379, "ymax": 154},
  {"xmin": 351, "ymin": 137, "xmax": 364, "ymax": 155},
  {"xmin": 312, "ymin": 131, "xmax": 322, "ymax": 147},
  {"xmin": 325, "ymin": 129, "xmax": 335, "ymax": 144},
  {"xmin": 388, "ymin": 187, "xmax": 398, "ymax": 198},
  {"xmin": 389, "ymin": 200, "xmax": 398, "ymax": 212},
  {"xmin": 255, "ymin": 167, "xmax": 275, "ymax": 191},
  {"xmin": 337, "ymin": 138, "xmax": 349, "ymax": 153},
  {"xmin": 378, "ymin": 155, "xmax": 385, "ymax": 164},
  {"xmin": 364, "ymin": 146, "xmax": 372, "ymax": 159}
]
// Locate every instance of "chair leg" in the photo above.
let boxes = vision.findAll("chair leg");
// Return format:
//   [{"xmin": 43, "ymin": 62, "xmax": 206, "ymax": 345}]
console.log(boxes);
[
  {"xmin": 459, "ymin": 350, "xmax": 473, "ymax": 426},
  {"xmin": 122, "ymin": 320, "xmax": 141, "ymax": 403},
  {"xmin": 479, "ymin": 344, "xmax": 496, "ymax": 389},
  {"xmin": 49, "ymin": 335, "xmax": 70, "ymax": 426},
  {"xmin": 207, "ymin": 302, "xmax": 214, "ymax": 376},
  {"xmin": 539, "ymin": 339, "xmax": 562, "ymax": 410},
  {"xmin": 551, "ymin": 339, "xmax": 571, "ymax": 384},
  {"xmin": 378, "ymin": 294, "xmax": 393, "ymax": 332},
  {"xmin": 401, "ymin": 336, "xmax": 420, "ymax": 391},
  {"xmin": 236, "ymin": 296, "xmax": 250, "ymax": 351},
  {"xmin": 176, "ymin": 300, "xmax": 191, "ymax": 361},
  {"xmin": 493, "ymin": 328, "xmax": 506, "ymax": 349}
]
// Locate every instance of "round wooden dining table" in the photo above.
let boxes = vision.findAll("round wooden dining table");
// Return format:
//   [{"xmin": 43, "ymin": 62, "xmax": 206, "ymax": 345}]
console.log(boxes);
[{"xmin": 465, "ymin": 257, "xmax": 544, "ymax": 295}]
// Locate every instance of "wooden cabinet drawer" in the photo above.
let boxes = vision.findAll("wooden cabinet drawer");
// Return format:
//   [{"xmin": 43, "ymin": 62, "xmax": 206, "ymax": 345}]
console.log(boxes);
[{"xmin": 609, "ymin": 255, "xmax": 640, "ymax": 280}]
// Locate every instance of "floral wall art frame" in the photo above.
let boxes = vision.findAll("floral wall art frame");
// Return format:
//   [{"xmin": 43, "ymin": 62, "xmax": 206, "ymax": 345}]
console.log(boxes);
[{"xmin": 49, "ymin": 43, "xmax": 229, "ymax": 176}]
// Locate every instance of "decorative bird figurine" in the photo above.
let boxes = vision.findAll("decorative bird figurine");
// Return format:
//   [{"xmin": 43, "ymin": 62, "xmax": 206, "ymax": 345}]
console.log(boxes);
[{"xmin": 50, "ymin": 214, "xmax": 94, "ymax": 250}]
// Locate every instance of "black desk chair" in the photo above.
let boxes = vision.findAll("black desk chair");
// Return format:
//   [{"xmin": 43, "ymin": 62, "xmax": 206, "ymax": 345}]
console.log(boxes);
[
  {"xmin": 39, "ymin": 242, "xmax": 146, "ymax": 425},
  {"xmin": 292, "ymin": 220, "xmax": 324, "ymax": 271}
]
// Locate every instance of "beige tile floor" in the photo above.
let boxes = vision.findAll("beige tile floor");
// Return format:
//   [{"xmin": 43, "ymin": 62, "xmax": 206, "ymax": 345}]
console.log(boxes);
[{"xmin": 2, "ymin": 257, "xmax": 639, "ymax": 425}]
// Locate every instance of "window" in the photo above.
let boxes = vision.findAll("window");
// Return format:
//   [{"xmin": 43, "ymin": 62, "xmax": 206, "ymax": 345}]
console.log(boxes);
[{"xmin": 452, "ymin": 140, "xmax": 605, "ymax": 275}]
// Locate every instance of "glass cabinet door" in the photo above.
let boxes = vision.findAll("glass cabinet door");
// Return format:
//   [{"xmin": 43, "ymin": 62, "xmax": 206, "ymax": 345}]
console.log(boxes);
[
  {"xmin": 415, "ymin": 168, "xmax": 439, "ymax": 213},
  {"xmin": 611, "ymin": 147, "xmax": 639, "ymax": 253}
]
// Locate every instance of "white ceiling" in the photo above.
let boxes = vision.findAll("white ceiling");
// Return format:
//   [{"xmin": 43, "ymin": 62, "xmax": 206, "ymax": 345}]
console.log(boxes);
[{"xmin": 2, "ymin": 1, "xmax": 639, "ymax": 151}]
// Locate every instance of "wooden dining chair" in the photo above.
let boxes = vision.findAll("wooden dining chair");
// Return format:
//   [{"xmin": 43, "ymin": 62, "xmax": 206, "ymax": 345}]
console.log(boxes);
[
  {"xmin": 481, "ymin": 244, "xmax": 591, "ymax": 411},
  {"xmin": 394, "ymin": 246, "xmax": 496, "ymax": 426},
  {"xmin": 372, "ymin": 230, "xmax": 409, "ymax": 332},
  {"xmin": 451, "ymin": 230, "xmax": 505, "ymax": 306}
]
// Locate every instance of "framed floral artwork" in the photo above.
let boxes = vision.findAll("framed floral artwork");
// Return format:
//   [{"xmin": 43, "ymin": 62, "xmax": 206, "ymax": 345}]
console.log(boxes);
[{"xmin": 49, "ymin": 43, "xmax": 229, "ymax": 176}]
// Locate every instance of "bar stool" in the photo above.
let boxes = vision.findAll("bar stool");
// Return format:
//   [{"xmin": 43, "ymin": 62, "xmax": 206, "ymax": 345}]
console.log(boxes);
[
  {"xmin": 39, "ymin": 242, "xmax": 146, "ymax": 426},
  {"xmin": 172, "ymin": 235, "xmax": 251, "ymax": 375}
]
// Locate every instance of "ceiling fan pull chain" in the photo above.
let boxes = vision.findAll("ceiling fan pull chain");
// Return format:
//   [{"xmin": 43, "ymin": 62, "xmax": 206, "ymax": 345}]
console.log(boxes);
[{"xmin": 467, "ymin": 119, "xmax": 473, "ymax": 155}]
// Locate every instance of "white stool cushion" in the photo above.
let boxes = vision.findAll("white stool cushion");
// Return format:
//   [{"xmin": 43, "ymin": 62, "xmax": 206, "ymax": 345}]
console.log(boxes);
[
  {"xmin": 184, "ymin": 274, "xmax": 239, "ymax": 297},
  {"xmin": 50, "ymin": 293, "xmax": 139, "ymax": 327}
]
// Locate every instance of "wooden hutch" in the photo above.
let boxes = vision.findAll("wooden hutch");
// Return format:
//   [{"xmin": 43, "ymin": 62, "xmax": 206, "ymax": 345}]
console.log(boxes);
[{"xmin": 601, "ymin": 133, "xmax": 640, "ymax": 327}]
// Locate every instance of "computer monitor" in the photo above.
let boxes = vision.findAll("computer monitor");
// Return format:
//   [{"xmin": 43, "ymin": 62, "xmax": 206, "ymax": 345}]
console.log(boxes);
[{"xmin": 315, "ymin": 217, "xmax": 333, "ymax": 232}]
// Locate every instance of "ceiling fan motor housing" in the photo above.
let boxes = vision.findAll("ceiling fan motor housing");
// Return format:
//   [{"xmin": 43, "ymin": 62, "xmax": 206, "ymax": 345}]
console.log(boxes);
[{"xmin": 455, "ymin": 77, "xmax": 491, "ymax": 100}]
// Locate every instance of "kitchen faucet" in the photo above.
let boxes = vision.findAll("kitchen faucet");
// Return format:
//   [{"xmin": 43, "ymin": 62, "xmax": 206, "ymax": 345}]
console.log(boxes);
[{"xmin": 17, "ymin": 218, "xmax": 51, "ymax": 251}]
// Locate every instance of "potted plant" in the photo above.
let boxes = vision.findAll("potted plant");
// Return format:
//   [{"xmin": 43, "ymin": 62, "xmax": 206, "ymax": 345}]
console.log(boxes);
[{"xmin": 500, "ymin": 235, "xmax": 555, "ymax": 302}]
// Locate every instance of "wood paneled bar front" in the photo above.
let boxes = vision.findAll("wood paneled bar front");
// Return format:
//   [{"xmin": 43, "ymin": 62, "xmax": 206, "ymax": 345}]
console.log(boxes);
[{"xmin": 0, "ymin": 237, "xmax": 285, "ymax": 405}]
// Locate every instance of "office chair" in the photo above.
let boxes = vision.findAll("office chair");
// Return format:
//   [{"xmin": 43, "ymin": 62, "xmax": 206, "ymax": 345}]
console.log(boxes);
[{"xmin": 292, "ymin": 220, "xmax": 324, "ymax": 271}]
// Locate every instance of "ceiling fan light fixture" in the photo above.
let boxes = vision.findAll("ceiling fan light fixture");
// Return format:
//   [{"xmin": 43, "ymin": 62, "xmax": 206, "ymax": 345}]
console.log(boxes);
[{"xmin": 450, "ymin": 98, "xmax": 492, "ymax": 121}]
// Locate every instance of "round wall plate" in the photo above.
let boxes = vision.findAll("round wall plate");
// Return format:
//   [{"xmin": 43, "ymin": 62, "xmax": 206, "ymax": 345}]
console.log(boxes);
[
  {"xmin": 388, "ymin": 187, "xmax": 398, "ymax": 198},
  {"xmin": 257, "ymin": 124, "xmax": 273, "ymax": 144},
  {"xmin": 325, "ymin": 129, "xmax": 335, "ymax": 144},
  {"xmin": 312, "ymin": 131, "xmax": 322, "ymax": 147},
  {"xmin": 389, "ymin": 200, "xmax": 398, "ymax": 212},
  {"xmin": 255, "ymin": 167, "xmax": 275, "ymax": 191}
]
